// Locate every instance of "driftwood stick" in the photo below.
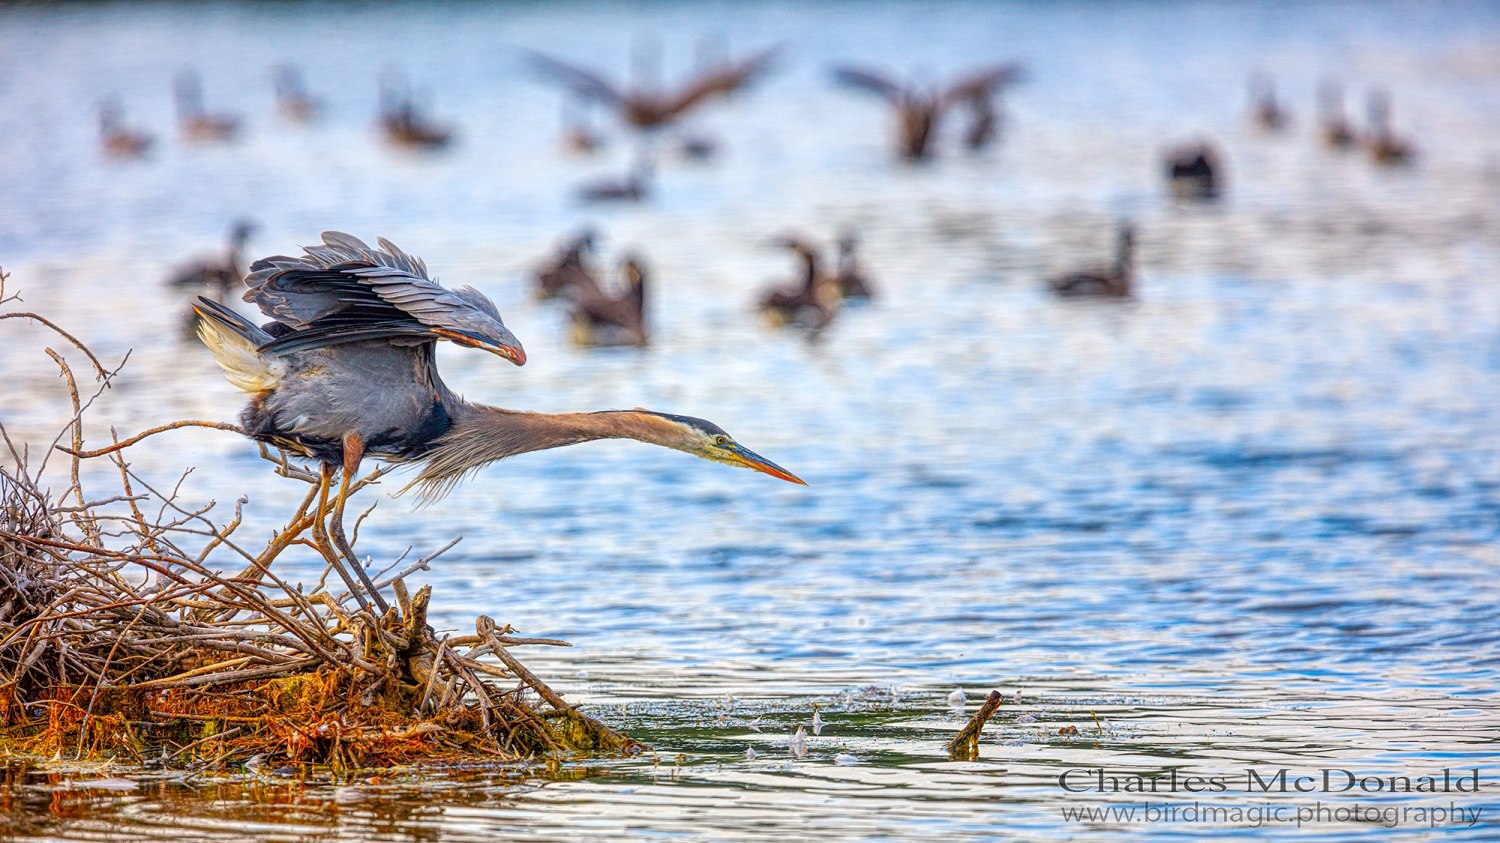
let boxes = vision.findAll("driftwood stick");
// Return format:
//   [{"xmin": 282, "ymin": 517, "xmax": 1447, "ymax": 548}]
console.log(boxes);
[
  {"xmin": 0, "ymin": 311, "xmax": 108, "ymax": 378},
  {"xmin": 57, "ymin": 420, "xmax": 244, "ymax": 458},
  {"xmin": 128, "ymin": 657, "xmax": 322, "ymax": 691},
  {"xmin": 947, "ymin": 690, "xmax": 1004, "ymax": 761},
  {"xmin": 477, "ymin": 615, "xmax": 570, "ymax": 711}
]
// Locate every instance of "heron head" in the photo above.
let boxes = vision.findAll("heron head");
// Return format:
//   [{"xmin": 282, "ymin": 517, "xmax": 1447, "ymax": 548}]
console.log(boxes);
[{"xmin": 640, "ymin": 411, "xmax": 806, "ymax": 485}]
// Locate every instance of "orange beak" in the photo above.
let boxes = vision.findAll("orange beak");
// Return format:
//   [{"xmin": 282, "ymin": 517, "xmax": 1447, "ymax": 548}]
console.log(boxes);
[
  {"xmin": 724, "ymin": 443, "xmax": 808, "ymax": 485},
  {"xmin": 433, "ymin": 328, "xmax": 526, "ymax": 366}
]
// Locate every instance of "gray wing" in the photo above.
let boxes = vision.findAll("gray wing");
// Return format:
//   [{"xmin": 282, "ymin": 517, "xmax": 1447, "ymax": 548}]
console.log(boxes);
[
  {"xmin": 244, "ymin": 232, "xmax": 523, "ymax": 360},
  {"xmin": 525, "ymin": 51, "xmax": 625, "ymax": 107},
  {"xmin": 943, "ymin": 62, "xmax": 1025, "ymax": 104},
  {"xmin": 831, "ymin": 66, "xmax": 904, "ymax": 102}
]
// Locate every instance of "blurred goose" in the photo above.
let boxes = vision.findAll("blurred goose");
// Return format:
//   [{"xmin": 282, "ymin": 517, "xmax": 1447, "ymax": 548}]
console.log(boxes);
[
  {"xmin": 168, "ymin": 220, "xmax": 257, "ymax": 300},
  {"xmin": 579, "ymin": 156, "xmax": 652, "ymax": 203},
  {"xmin": 275, "ymin": 64, "xmax": 322, "ymax": 122},
  {"xmin": 561, "ymin": 96, "xmax": 605, "ymax": 154},
  {"xmin": 175, "ymin": 69, "xmax": 240, "ymax": 142},
  {"xmin": 168, "ymin": 220, "xmax": 256, "ymax": 334},
  {"xmin": 528, "ymin": 43, "xmax": 778, "ymax": 134},
  {"xmin": 536, "ymin": 230, "xmax": 604, "ymax": 301},
  {"xmin": 831, "ymin": 62, "xmax": 1023, "ymax": 160},
  {"xmin": 834, "ymin": 230, "xmax": 875, "ymax": 300},
  {"xmin": 678, "ymin": 134, "xmax": 718, "ymax": 161},
  {"xmin": 98, "ymin": 100, "xmax": 152, "ymax": 159},
  {"xmin": 1050, "ymin": 223, "xmax": 1134, "ymax": 298},
  {"xmin": 379, "ymin": 72, "xmax": 453, "ymax": 150},
  {"xmin": 1164, "ymin": 142, "xmax": 1222, "ymax": 200},
  {"xmin": 758, "ymin": 236, "xmax": 838, "ymax": 330},
  {"xmin": 1318, "ymin": 78, "xmax": 1356, "ymax": 150},
  {"xmin": 569, "ymin": 256, "xmax": 648, "ymax": 347},
  {"xmin": 1248, "ymin": 73, "xmax": 1289, "ymax": 132},
  {"xmin": 1366, "ymin": 89, "xmax": 1414, "ymax": 166}
]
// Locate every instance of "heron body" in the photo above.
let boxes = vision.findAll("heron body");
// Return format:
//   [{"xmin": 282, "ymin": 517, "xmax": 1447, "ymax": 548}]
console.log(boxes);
[{"xmin": 195, "ymin": 232, "xmax": 803, "ymax": 501}]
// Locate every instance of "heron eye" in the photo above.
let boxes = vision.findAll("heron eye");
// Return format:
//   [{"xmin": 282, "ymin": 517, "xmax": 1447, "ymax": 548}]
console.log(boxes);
[{"xmin": 715, "ymin": 436, "xmax": 728, "ymax": 446}]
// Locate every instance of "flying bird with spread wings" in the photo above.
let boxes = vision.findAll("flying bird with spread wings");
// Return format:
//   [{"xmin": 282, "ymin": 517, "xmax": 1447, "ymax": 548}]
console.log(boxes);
[
  {"xmin": 831, "ymin": 62, "xmax": 1024, "ymax": 160},
  {"xmin": 526, "ymin": 44, "xmax": 780, "ymax": 134}
]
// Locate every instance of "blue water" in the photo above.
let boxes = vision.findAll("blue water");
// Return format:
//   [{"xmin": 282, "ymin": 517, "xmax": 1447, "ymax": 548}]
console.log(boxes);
[{"xmin": 2, "ymin": 1, "xmax": 1499, "ymax": 839}]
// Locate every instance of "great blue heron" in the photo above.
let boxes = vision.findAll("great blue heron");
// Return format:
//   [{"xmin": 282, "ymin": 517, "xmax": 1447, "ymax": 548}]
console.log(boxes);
[
  {"xmin": 193, "ymin": 232, "xmax": 803, "ymax": 602},
  {"xmin": 758, "ymin": 236, "xmax": 840, "ymax": 331},
  {"xmin": 831, "ymin": 62, "xmax": 1024, "ymax": 160},
  {"xmin": 175, "ymin": 68, "xmax": 240, "ymax": 142},
  {"xmin": 1050, "ymin": 223, "xmax": 1135, "ymax": 298},
  {"xmin": 1365, "ymin": 89, "xmax": 1414, "ymax": 166},
  {"xmin": 97, "ymin": 99, "xmax": 153, "ymax": 159},
  {"xmin": 569, "ymin": 256, "xmax": 648, "ymax": 347},
  {"xmin": 526, "ymin": 44, "xmax": 779, "ymax": 135}
]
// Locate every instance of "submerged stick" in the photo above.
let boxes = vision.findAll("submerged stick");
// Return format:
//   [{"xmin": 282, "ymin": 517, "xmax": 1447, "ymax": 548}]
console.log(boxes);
[{"xmin": 946, "ymin": 689, "xmax": 1003, "ymax": 761}]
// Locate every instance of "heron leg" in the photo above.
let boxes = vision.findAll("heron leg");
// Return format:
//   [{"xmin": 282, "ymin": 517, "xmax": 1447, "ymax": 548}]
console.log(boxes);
[
  {"xmin": 331, "ymin": 432, "xmax": 390, "ymax": 614},
  {"xmin": 310, "ymin": 462, "xmax": 372, "ymax": 613}
]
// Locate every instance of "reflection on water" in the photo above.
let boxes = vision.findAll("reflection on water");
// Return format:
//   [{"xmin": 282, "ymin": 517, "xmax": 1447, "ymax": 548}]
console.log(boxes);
[{"xmin": 3, "ymin": 0, "xmax": 1500, "ymax": 839}]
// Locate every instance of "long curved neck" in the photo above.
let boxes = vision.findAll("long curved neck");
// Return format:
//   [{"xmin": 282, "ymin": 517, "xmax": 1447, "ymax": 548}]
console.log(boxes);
[
  {"xmin": 796, "ymin": 249, "xmax": 819, "ymax": 292},
  {"xmin": 413, "ymin": 405, "xmax": 685, "ymax": 500}
]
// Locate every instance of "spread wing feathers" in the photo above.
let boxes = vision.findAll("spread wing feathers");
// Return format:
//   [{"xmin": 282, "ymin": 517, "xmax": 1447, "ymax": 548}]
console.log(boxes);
[
  {"xmin": 831, "ymin": 66, "xmax": 905, "ymax": 102},
  {"xmin": 243, "ymin": 231, "xmax": 510, "ymax": 353},
  {"xmin": 943, "ymin": 63, "xmax": 1025, "ymax": 104},
  {"xmin": 525, "ymin": 51, "xmax": 625, "ymax": 106},
  {"xmin": 661, "ymin": 47, "xmax": 780, "ymax": 118},
  {"xmin": 192, "ymin": 297, "xmax": 282, "ymax": 394}
]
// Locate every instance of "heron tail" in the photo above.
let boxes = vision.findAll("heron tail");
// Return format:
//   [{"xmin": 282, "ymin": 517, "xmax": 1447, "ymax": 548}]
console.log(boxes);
[{"xmin": 192, "ymin": 297, "xmax": 282, "ymax": 393}]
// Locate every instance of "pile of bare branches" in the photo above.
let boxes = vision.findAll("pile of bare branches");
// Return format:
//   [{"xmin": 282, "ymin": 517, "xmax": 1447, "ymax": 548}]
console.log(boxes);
[{"xmin": 0, "ymin": 270, "xmax": 638, "ymax": 769}]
